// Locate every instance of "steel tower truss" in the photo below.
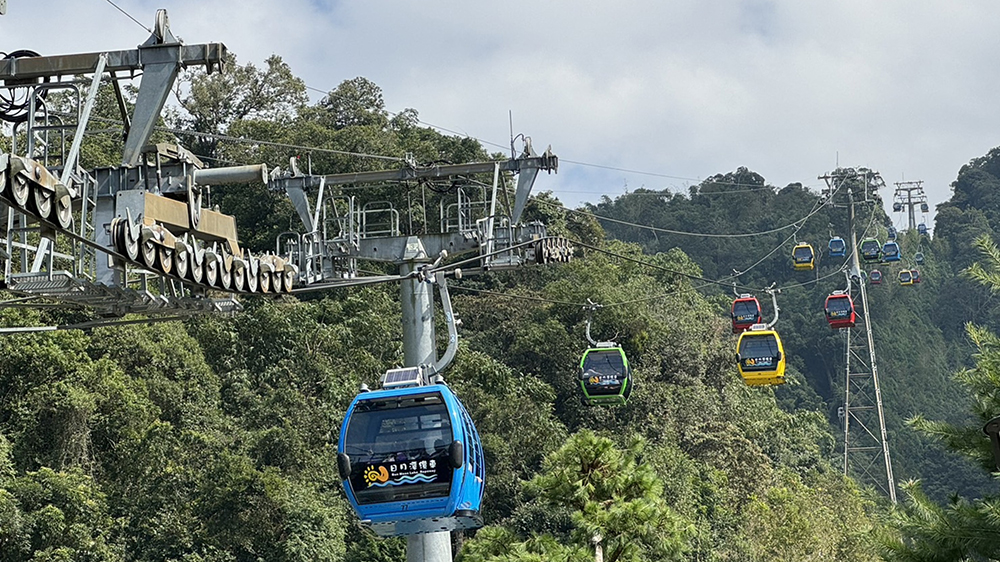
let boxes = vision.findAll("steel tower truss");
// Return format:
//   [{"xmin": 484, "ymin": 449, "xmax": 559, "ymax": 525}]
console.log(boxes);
[
  {"xmin": 821, "ymin": 168, "xmax": 897, "ymax": 503},
  {"xmin": 842, "ymin": 278, "xmax": 896, "ymax": 502}
]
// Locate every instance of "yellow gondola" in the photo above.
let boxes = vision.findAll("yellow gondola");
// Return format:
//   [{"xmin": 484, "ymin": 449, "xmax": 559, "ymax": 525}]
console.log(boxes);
[
  {"xmin": 791, "ymin": 243, "xmax": 815, "ymax": 270},
  {"xmin": 736, "ymin": 327, "xmax": 786, "ymax": 386}
]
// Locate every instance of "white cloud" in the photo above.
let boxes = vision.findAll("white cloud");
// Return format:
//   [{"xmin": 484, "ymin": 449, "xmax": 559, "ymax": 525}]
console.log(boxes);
[{"xmin": 3, "ymin": 0, "xmax": 1000, "ymax": 220}]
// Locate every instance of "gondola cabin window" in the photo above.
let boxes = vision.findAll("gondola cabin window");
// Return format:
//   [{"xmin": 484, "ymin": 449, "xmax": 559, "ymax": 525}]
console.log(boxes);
[
  {"xmin": 344, "ymin": 393, "xmax": 454, "ymax": 505},
  {"xmin": 582, "ymin": 349, "xmax": 626, "ymax": 395},
  {"xmin": 738, "ymin": 335, "xmax": 779, "ymax": 370},
  {"xmin": 732, "ymin": 300, "xmax": 761, "ymax": 323}
]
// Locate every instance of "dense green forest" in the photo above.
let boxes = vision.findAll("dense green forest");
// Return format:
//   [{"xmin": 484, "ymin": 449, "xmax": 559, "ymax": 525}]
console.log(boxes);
[{"xmin": 1, "ymin": 53, "xmax": 999, "ymax": 561}]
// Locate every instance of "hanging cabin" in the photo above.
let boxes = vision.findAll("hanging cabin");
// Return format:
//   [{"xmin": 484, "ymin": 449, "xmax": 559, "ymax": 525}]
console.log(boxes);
[
  {"xmin": 337, "ymin": 382, "xmax": 485, "ymax": 537},
  {"xmin": 736, "ymin": 326, "xmax": 786, "ymax": 386},
  {"xmin": 828, "ymin": 236, "xmax": 846, "ymax": 257},
  {"xmin": 579, "ymin": 345, "xmax": 633, "ymax": 406},
  {"xmin": 881, "ymin": 240, "xmax": 901, "ymax": 262},
  {"xmin": 731, "ymin": 295, "xmax": 762, "ymax": 333},
  {"xmin": 860, "ymin": 238, "xmax": 882, "ymax": 263},
  {"xmin": 792, "ymin": 243, "xmax": 816, "ymax": 270},
  {"xmin": 824, "ymin": 293, "xmax": 857, "ymax": 329}
]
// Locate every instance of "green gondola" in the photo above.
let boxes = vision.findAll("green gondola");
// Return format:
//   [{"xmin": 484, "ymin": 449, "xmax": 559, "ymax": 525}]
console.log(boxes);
[{"xmin": 579, "ymin": 345, "xmax": 632, "ymax": 406}]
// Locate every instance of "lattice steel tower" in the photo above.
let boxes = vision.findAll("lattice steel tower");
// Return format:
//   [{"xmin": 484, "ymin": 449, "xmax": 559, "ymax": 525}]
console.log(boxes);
[{"xmin": 821, "ymin": 169, "xmax": 897, "ymax": 503}]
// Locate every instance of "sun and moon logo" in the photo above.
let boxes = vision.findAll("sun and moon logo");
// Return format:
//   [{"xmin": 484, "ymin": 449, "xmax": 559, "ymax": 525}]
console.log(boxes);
[{"xmin": 364, "ymin": 465, "xmax": 389, "ymax": 486}]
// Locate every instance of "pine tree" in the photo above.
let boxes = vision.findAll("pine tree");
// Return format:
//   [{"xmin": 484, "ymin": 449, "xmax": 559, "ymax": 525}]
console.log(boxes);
[{"xmin": 880, "ymin": 235, "xmax": 1000, "ymax": 561}]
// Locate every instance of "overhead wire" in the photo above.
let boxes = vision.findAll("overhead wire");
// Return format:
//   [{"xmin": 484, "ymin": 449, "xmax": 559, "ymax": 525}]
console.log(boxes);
[
  {"xmin": 531, "ymin": 186, "xmax": 836, "ymax": 239},
  {"xmin": 100, "ymin": 0, "xmax": 152, "ymax": 33}
]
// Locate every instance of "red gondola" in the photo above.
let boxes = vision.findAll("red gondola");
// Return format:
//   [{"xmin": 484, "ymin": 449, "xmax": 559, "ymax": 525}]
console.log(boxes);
[
  {"xmin": 912, "ymin": 269, "xmax": 921, "ymax": 283},
  {"xmin": 870, "ymin": 270, "xmax": 883, "ymax": 285},
  {"xmin": 824, "ymin": 292, "xmax": 856, "ymax": 329},
  {"xmin": 731, "ymin": 295, "xmax": 762, "ymax": 334}
]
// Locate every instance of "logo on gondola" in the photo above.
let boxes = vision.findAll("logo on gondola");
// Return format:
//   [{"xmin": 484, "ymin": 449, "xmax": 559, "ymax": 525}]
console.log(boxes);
[
  {"xmin": 744, "ymin": 357, "xmax": 773, "ymax": 367},
  {"xmin": 364, "ymin": 465, "xmax": 389, "ymax": 485}
]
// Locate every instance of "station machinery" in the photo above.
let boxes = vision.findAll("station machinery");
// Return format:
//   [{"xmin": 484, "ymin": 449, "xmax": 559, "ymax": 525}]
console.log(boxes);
[{"xmin": 0, "ymin": 10, "xmax": 571, "ymax": 327}]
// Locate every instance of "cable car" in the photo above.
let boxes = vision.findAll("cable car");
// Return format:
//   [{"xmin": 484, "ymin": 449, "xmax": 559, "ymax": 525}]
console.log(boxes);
[
  {"xmin": 887, "ymin": 226, "xmax": 897, "ymax": 240},
  {"xmin": 579, "ymin": 346, "xmax": 632, "ymax": 406},
  {"xmin": 870, "ymin": 269, "xmax": 883, "ymax": 285},
  {"xmin": 736, "ymin": 326, "xmax": 786, "ymax": 386},
  {"xmin": 792, "ymin": 243, "xmax": 815, "ymax": 270},
  {"xmin": 893, "ymin": 201, "xmax": 903, "ymax": 212},
  {"xmin": 899, "ymin": 270, "xmax": 914, "ymax": 285},
  {"xmin": 337, "ymin": 382, "xmax": 485, "ymax": 537},
  {"xmin": 731, "ymin": 295, "xmax": 762, "ymax": 334},
  {"xmin": 921, "ymin": 201, "xmax": 929, "ymax": 213},
  {"xmin": 911, "ymin": 269, "xmax": 921, "ymax": 283},
  {"xmin": 918, "ymin": 223, "xmax": 928, "ymax": 236},
  {"xmin": 915, "ymin": 252, "xmax": 925, "ymax": 265},
  {"xmin": 860, "ymin": 238, "xmax": 882, "ymax": 263},
  {"xmin": 881, "ymin": 240, "xmax": 901, "ymax": 262},
  {"xmin": 828, "ymin": 236, "xmax": 846, "ymax": 257},
  {"xmin": 824, "ymin": 293, "xmax": 856, "ymax": 329}
]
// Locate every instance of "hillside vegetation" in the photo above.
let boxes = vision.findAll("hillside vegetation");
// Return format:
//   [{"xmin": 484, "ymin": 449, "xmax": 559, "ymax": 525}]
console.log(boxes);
[{"xmin": 1, "ymin": 54, "xmax": 998, "ymax": 561}]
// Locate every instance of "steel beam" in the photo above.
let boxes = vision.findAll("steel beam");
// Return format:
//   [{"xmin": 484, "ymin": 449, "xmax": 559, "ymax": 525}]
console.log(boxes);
[
  {"xmin": 313, "ymin": 154, "xmax": 557, "ymax": 187},
  {"xmin": 0, "ymin": 44, "xmax": 225, "ymax": 83}
]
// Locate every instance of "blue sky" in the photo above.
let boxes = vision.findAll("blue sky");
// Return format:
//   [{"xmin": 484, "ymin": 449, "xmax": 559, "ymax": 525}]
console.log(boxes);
[{"xmin": 4, "ymin": 0, "xmax": 1000, "ymax": 229}]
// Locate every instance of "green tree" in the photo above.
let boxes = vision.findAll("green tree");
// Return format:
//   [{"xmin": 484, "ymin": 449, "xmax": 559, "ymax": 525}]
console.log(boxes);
[
  {"xmin": 461, "ymin": 430, "xmax": 692, "ymax": 562},
  {"xmin": 880, "ymin": 236, "xmax": 1000, "ymax": 561}
]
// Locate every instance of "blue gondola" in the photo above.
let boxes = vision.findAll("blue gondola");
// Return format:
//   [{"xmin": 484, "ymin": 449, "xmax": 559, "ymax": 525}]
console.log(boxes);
[
  {"xmin": 882, "ymin": 240, "xmax": 901, "ymax": 262},
  {"xmin": 887, "ymin": 226, "xmax": 897, "ymax": 240},
  {"xmin": 338, "ymin": 381, "xmax": 485, "ymax": 537},
  {"xmin": 828, "ymin": 236, "xmax": 846, "ymax": 257},
  {"xmin": 892, "ymin": 201, "xmax": 903, "ymax": 212},
  {"xmin": 918, "ymin": 223, "xmax": 928, "ymax": 236}
]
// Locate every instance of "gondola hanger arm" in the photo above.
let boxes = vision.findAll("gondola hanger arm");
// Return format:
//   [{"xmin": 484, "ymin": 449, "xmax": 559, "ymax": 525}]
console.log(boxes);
[
  {"xmin": 429, "ymin": 269, "xmax": 459, "ymax": 378},
  {"xmin": 584, "ymin": 299, "xmax": 610, "ymax": 347},
  {"xmin": 764, "ymin": 283, "xmax": 780, "ymax": 329}
]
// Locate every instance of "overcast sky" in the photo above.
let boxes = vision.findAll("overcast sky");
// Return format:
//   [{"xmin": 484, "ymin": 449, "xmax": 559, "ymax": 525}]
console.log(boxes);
[{"xmin": 3, "ymin": 0, "xmax": 1000, "ymax": 228}]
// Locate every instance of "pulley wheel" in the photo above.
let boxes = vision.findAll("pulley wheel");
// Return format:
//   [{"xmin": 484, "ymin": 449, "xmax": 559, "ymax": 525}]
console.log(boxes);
[
  {"xmin": 270, "ymin": 270, "xmax": 283, "ymax": 294},
  {"xmin": 55, "ymin": 195, "xmax": 72, "ymax": 230},
  {"xmin": 124, "ymin": 223, "xmax": 140, "ymax": 261},
  {"xmin": 10, "ymin": 174, "xmax": 29, "ymax": 207},
  {"xmin": 205, "ymin": 254, "xmax": 219, "ymax": 287},
  {"xmin": 141, "ymin": 239, "xmax": 158, "ymax": 269},
  {"xmin": 0, "ymin": 169, "xmax": 7, "ymax": 196},
  {"xmin": 258, "ymin": 266, "xmax": 271, "ymax": 294},
  {"xmin": 245, "ymin": 257, "xmax": 259, "ymax": 293},
  {"xmin": 31, "ymin": 187, "xmax": 53, "ymax": 220},
  {"xmin": 158, "ymin": 246, "xmax": 173, "ymax": 275},
  {"xmin": 232, "ymin": 260, "xmax": 246, "ymax": 292},
  {"xmin": 282, "ymin": 270, "xmax": 295, "ymax": 293},
  {"xmin": 174, "ymin": 245, "xmax": 189, "ymax": 280},
  {"xmin": 219, "ymin": 264, "xmax": 232, "ymax": 291},
  {"xmin": 190, "ymin": 249, "xmax": 204, "ymax": 284}
]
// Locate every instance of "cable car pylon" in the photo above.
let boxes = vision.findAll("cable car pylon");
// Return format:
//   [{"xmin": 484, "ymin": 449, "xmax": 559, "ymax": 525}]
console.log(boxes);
[{"xmin": 821, "ymin": 169, "xmax": 897, "ymax": 503}]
